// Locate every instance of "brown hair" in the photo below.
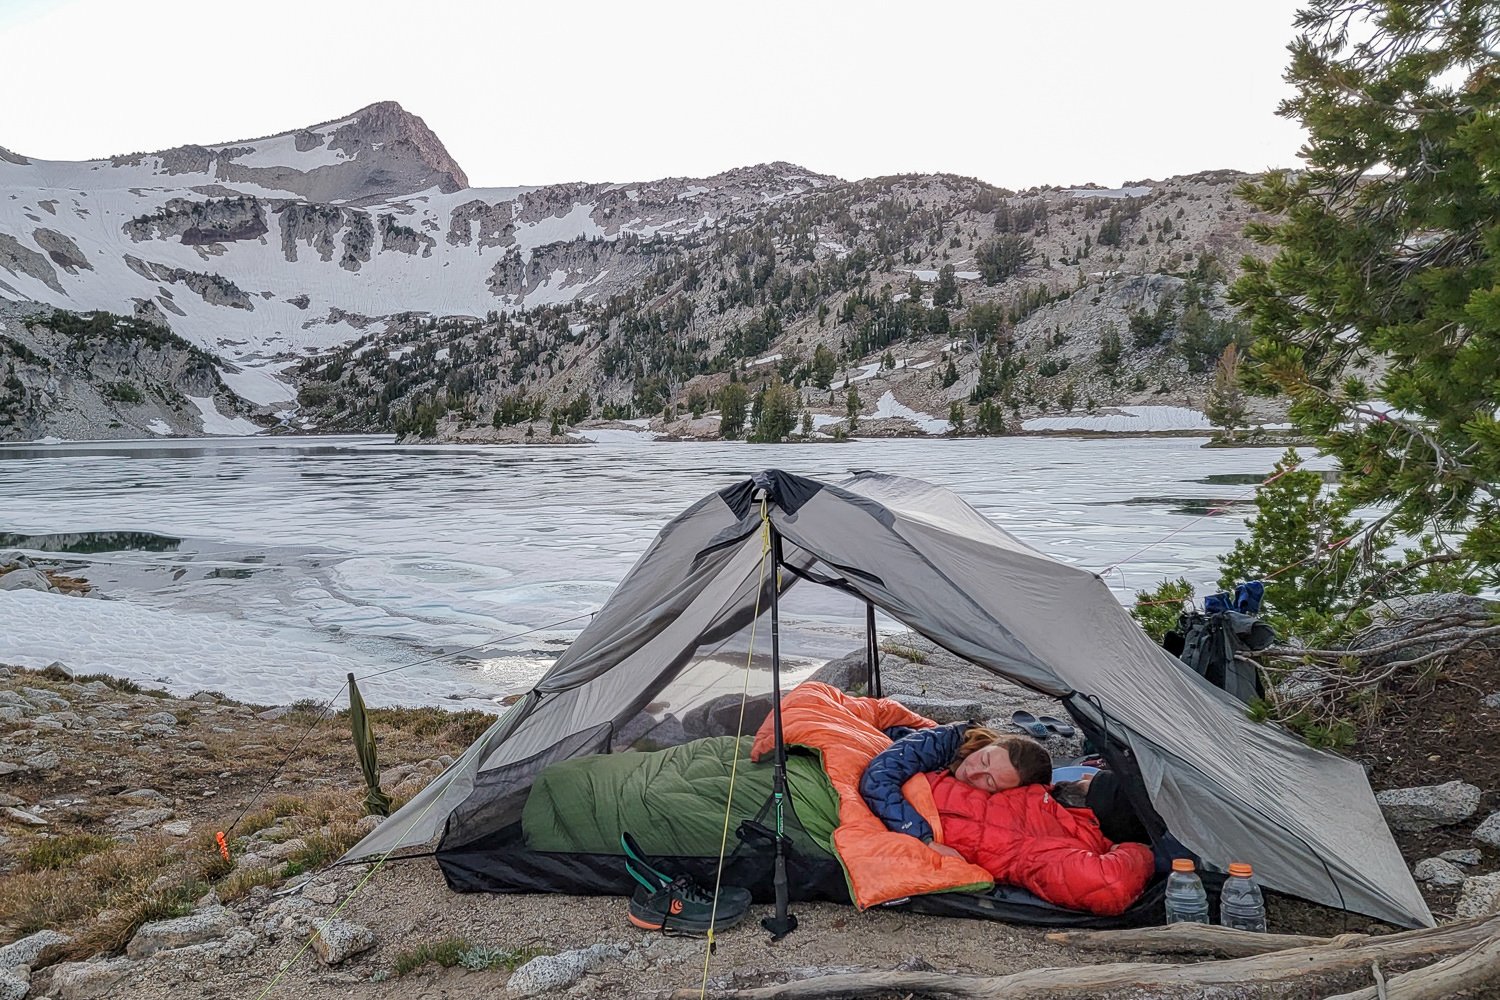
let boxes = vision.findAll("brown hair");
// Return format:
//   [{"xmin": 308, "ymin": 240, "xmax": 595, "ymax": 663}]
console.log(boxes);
[{"xmin": 948, "ymin": 727, "xmax": 1052, "ymax": 786}]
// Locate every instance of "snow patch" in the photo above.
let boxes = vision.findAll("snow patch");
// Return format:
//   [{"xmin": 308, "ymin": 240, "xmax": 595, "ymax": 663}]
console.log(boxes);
[
  {"xmin": 1022, "ymin": 405, "xmax": 1211, "ymax": 433},
  {"xmin": 873, "ymin": 391, "xmax": 951, "ymax": 435},
  {"xmin": 145, "ymin": 419, "xmax": 171, "ymax": 436},
  {"xmin": 185, "ymin": 395, "xmax": 262, "ymax": 436},
  {"xmin": 217, "ymin": 362, "xmax": 296, "ymax": 406}
]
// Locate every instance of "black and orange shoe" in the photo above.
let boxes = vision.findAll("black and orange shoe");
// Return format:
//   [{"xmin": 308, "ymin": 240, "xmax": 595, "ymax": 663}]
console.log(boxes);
[
  {"xmin": 620, "ymin": 832, "xmax": 751, "ymax": 936},
  {"xmin": 626, "ymin": 874, "xmax": 752, "ymax": 935}
]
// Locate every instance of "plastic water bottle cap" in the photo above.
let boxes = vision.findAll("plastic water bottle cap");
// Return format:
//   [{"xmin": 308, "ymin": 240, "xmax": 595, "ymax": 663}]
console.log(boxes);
[
  {"xmin": 1171, "ymin": 858, "xmax": 1196, "ymax": 873},
  {"xmin": 1229, "ymin": 862, "xmax": 1253, "ymax": 878}
]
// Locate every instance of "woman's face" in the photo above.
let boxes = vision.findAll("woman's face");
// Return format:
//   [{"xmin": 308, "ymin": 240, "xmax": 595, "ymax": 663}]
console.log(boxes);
[{"xmin": 954, "ymin": 744, "xmax": 1021, "ymax": 793}]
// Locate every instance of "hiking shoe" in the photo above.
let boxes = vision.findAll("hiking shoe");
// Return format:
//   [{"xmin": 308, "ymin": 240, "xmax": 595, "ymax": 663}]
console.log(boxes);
[{"xmin": 627, "ymin": 875, "xmax": 753, "ymax": 935}]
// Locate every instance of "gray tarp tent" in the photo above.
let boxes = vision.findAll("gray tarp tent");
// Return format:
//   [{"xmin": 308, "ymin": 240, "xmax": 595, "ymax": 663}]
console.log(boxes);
[{"xmin": 346, "ymin": 469, "xmax": 1432, "ymax": 929}]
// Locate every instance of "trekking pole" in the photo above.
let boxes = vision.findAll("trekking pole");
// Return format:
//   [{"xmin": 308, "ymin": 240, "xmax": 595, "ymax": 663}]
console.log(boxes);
[{"xmin": 761, "ymin": 524, "xmax": 798, "ymax": 940}]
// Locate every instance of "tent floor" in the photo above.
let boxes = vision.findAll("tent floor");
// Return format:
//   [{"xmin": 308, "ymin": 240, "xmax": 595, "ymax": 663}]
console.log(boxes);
[{"xmin": 436, "ymin": 821, "xmax": 1168, "ymax": 929}]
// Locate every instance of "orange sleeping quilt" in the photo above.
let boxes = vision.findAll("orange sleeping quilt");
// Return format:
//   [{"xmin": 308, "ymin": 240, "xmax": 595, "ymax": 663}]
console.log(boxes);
[{"xmin": 750, "ymin": 682, "xmax": 994, "ymax": 908}]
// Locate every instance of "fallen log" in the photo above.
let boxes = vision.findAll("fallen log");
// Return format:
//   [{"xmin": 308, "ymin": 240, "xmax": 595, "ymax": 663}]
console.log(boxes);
[
  {"xmin": 1043, "ymin": 922, "xmax": 1365, "ymax": 958},
  {"xmin": 1323, "ymin": 932, "xmax": 1500, "ymax": 1000},
  {"xmin": 676, "ymin": 916, "xmax": 1499, "ymax": 999}
]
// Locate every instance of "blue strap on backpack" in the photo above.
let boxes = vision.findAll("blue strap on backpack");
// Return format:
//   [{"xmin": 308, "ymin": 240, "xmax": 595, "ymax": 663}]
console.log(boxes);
[{"xmin": 1203, "ymin": 592, "xmax": 1233, "ymax": 614}]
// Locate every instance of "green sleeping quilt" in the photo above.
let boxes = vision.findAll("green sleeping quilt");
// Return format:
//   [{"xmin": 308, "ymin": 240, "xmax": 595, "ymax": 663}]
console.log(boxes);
[{"xmin": 521, "ymin": 736, "xmax": 841, "ymax": 860}]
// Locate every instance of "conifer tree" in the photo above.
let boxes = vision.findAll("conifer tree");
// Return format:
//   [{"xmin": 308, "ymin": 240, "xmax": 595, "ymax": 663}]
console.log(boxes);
[
  {"xmin": 1206, "ymin": 343, "xmax": 1248, "ymax": 440},
  {"xmin": 1231, "ymin": 0, "xmax": 1500, "ymax": 581}
]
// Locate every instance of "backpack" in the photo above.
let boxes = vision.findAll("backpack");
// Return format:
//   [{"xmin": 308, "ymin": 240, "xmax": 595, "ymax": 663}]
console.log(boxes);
[{"xmin": 1163, "ymin": 582, "xmax": 1276, "ymax": 705}]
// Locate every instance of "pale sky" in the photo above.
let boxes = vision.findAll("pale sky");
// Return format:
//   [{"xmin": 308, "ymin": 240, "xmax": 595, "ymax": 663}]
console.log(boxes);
[{"xmin": 0, "ymin": 0, "xmax": 1308, "ymax": 190}]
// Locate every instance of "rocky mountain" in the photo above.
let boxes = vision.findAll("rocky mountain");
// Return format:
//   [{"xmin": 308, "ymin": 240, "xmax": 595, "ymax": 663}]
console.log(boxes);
[{"xmin": 0, "ymin": 101, "xmax": 1283, "ymax": 442}]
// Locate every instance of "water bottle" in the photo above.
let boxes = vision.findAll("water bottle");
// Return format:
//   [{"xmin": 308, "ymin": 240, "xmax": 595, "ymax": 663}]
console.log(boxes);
[
  {"xmin": 1164, "ymin": 858, "xmax": 1209, "ymax": 924},
  {"xmin": 1219, "ymin": 862, "xmax": 1267, "ymax": 932}
]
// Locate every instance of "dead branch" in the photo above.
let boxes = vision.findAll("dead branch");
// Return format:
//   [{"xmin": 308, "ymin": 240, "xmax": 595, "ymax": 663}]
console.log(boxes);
[
  {"xmin": 677, "ymin": 916, "xmax": 1499, "ymax": 999},
  {"xmin": 1043, "ymin": 922, "xmax": 1365, "ymax": 958},
  {"xmin": 1323, "ymin": 930, "xmax": 1500, "ymax": 1000}
]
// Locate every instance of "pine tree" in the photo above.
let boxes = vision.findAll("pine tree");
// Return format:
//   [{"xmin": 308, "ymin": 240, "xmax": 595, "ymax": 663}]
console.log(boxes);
[
  {"xmin": 949, "ymin": 400, "xmax": 966, "ymax": 433},
  {"xmin": 1059, "ymin": 380, "xmax": 1077, "ymax": 413},
  {"xmin": 1206, "ymin": 343, "xmax": 1249, "ymax": 440},
  {"xmin": 932, "ymin": 264, "xmax": 959, "ymax": 308},
  {"xmin": 719, "ymin": 382, "xmax": 748, "ymax": 440},
  {"xmin": 942, "ymin": 358, "xmax": 959, "ymax": 388},
  {"xmin": 846, "ymin": 386, "xmax": 861, "ymax": 431},
  {"xmin": 1231, "ymin": 0, "xmax": 1500, "ymax": 582},
  {"xmin": 1097, "ymin": 324, "xmax": 1123, "ymax": 369}
]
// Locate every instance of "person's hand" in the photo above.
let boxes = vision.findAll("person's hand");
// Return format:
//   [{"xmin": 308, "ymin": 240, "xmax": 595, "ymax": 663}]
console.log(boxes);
[
  {"xmin": 1078, "ymin": 772, "xmax": 1095, "ymax": 792},
  {"xmin": 929, "ymin": 842, "xmax": 963, "ymax": 859}
]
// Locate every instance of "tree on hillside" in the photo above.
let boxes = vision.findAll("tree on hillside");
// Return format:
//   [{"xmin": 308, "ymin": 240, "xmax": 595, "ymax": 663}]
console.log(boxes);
[
  {"xmin": 1097, "ymin": 324, "xmax": 1124, "ymax": 370},
  {"xmin": 810, "ymin": 344, "xmax": 838, "ymax": 389},
  {"xmin": 1206, "ymin": 343, "xmax": 1249, "ymax": 440},
  {"xmin": 975, "ymin": 235, "xmax": 1036, "ymax": 285},
  {"xmin": 932, "ymin": 264, "xmax": 959, "ymax": 308},
  {"xmin": 1232, "ymin": 0, "xmax": 1500, "ymax": 582},
  {"xmin": 750, "ymin": 379, "xmax": 798, "ymax": 442},
  {"xmin": 719, "ymin": 381, "xmax": 748, "ymax": 440},
  {"xmin": 846, "ymin": 386, "xmax": 862, "ymax": 431}
]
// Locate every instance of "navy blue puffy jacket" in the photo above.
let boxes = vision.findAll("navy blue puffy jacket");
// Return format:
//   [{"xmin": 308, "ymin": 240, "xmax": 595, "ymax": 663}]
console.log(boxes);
[{"xmin": 859, "ymin": 722, "xmax": 970, "ymax": 843}]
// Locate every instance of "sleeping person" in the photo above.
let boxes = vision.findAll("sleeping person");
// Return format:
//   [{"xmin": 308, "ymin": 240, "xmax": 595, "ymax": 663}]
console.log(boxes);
[{"xmin": 860, "ymin": 722, "xmax": 1154, "ymax": 915}]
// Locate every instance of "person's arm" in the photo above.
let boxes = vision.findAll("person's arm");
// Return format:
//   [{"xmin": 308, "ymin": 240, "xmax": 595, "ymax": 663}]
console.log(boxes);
[{"xmin": 859, "ymin": 722, "xmax": 968, "ymax": 843}]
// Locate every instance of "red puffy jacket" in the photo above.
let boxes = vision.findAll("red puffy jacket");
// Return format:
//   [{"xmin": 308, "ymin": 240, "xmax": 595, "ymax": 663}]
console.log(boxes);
[{"xmin": 929, "ymin": 773, "xmax": 1154, "ymax": 916}]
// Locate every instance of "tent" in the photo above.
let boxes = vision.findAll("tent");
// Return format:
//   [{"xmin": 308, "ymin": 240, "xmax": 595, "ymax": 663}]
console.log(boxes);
[{"xmin": 344, "ymin": 469, "xmax": 1432, "ymax": 930}]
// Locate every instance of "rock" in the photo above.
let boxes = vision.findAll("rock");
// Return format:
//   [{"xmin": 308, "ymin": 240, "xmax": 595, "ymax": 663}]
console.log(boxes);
[
  {"xmin": 1473, "ymin": 811, "xmax": 1500, "ymax": 849},
  {"xmin": 0, "ymin": 707, "xmax": 23, "ymax": 723},
  {"xmin": 126, "ymin": 905, "xmax": 241, "ymax": 958},
  {"xmin": 1413, "ymin": 857, "xmax": 1466, "ymax": 888},
  {"xmin": 0, "ymin": 793, "xmax": 21, "ymax": 807},
  {"xmin": 888, "ymin": 694, "xmax": 983, "ymax": 723},
  {"xmin": 0, "ymin": 928, "xmax": 71, "ymax": 970},
  {"xmin": 1441, "ymin": 848, "xmax": 1482, "ymax": 866},
  {"xmin": 190, "ymin": 692, "xmax": 217, "ymax": 704},
  {"xmin": 258, "ymin": 837, "xmax": 307, "ymax": 862},
  {"xmin": 0, "ymin": 762, "xmax": 25, "ymax": 776},
  {"xmin": 1375, "ymin": 781, "xmax": 1481, "ymax": 831},
  {"xmin": 310, "ymin": 919, "xmax": 375, "ymax": 966},
  {"xmin": 3, "ymin": 806, "xmax": 47, "ymax": 826},
  {"xmin": 0, "ymin": 967, "xmax": 26, "ymax": 1000},
  {"xmin": 116, "ymin": 788, "xmax": 167, "ymax": 804},
  {"xmin": 23, "ymin": 688, "xmax": 68, "ymax": 710},
  {"xmin": 353, "ymin": 814, "xmax": 384, "ymax": 836},
  {"xmin": 24, "ymin": 750, "xmax": 60, "ymax": 771},
  {"xmin": 302, "ymin": 881, "xmax": 341, "ymax": 905},
  {"xmin": 1483, "ymin": 691, "xmax": 1500, "ymax": 710},
  {"xmin": 217, "ymin": 929, "xmax": 257, "ymax": 959},
  {"xmin": 181, "ymin": 740, "xmax": 207, "ymax": 751},
  {"xmin": 108, "ymin": 806, "xmax": 173, "ymax": 832},
  {"xmin": 140, "ymin": 724, "xmax": 176, "ymax": 737},
  {"xmin": 256, "ymin": 706, "xmax": 292, "ymax": 721},
  {"xmin": 0, "ymin": 550, "xmax": 34, "ymax": 568},
  {"xmin": 1359, "ymin": 594, "xmax": 1500, "ymax": 666},
  {"xmin": 1456, "ymin": 872, "xmax": 1500, "ymax": 919},
  {"xmin": 0, "ymin": 691, "xmax": 26, "ymax": 707},
  {"xmin": 141, "ymin": 712, "xmax": 177, "ymax": 726},
  {"xmin": 0, "ymin": 568, "xmax": 55, "ymax": 592},
  {"xmin": 506, "ymin": 943, "xmax": 626, "ymax": 997},
  {"xmin": 806, "ymin": 651, "xmax": 871, "ymax": 692},
  {"xmin": 41, "ymin": 957, "xmax": 135, "ymax": 999},
  {"xmin": 680, "ymin": 692, "xmax": 774, "ymax": 740},
  {"xmin": 161, "ymin": 820, "xmax": 191, "ymax": 836}
]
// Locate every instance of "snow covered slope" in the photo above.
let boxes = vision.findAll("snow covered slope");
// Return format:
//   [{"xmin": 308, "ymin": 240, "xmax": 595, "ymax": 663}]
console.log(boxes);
[{"xmin": 0, "ymin": 102, "xmax": 831, "ymax": 410}]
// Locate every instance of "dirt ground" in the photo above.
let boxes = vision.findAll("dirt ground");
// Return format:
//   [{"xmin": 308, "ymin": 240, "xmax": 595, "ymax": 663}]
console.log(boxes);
[{"xmin": 2, "ymin": 642, "xmax": 1496, "ymax": 999}]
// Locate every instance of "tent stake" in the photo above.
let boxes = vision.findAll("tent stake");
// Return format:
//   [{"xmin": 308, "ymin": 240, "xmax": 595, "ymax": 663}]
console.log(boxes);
[{"xmin": 761, "ymin": 526, "xmax": 798, "ymax": 941}]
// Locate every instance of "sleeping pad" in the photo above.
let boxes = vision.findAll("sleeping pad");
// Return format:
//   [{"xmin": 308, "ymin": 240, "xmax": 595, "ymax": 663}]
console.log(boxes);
[{"xmin": 521, "ymin": 735, "xmax": 840, "ymax": 860}]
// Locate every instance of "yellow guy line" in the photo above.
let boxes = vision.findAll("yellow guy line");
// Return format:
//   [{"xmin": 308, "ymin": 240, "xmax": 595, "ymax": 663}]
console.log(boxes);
[{"xmin": 697, "ymin": 497, "xmax": 773, "ymax": 997}]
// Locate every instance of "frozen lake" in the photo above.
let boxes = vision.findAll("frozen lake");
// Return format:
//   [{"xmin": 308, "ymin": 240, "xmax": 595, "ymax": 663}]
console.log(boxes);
[{"xmin": 0, "ymin": 435, "xmax": 1313, "ymax": 707}]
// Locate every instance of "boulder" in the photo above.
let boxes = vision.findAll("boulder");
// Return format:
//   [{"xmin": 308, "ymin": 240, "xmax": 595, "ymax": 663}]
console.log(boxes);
[
  {"xmin": 1375, "ymin": 781, "xmax": 1481, "ymax": 831},
  {"xmin": 0, "ymin": 967, "xmax": 26, "ymax": 1000},
  {"xmin": 109, "ymin": 806, "xmax": 174, "ymax": 832},
  {"xmin": 142, "ymin": 712, "xmax": 178, "ymax": 727},
  {"xmin": 161, "ymin": 820, "xmax": 191, "ymax": 836},
  {"xmin": 41, "ymin": 957, "xmax": 136, "ymax": 999},
  {"xmin": 0, "ymin": 568, "xmax": 55, "ymax": 592},
  {"xmin": 0, "ymin": 762, "xmax": 25, "ymax": 776},
  {"xmin": 1359, "ymin": 594, "xmax": 1500, "ymax": 666},
  {"xmin": 24, "ymin": 750, "xmax": 60, "ymax": 771},
  {"xmin": 1483, "ymin": 691, "xmax": 1500, "ymax": 710},
  {"xmin": 1412, "ymin": 857, "xmax": 1466, "ymax": 889},
  {"xmin": 506, "ymin": 943, "xmax": 626, "ymax": 997},
  {"xmin": 1473, "ymin": 811, "xmax": 1500, "ymax": 849},
  {"xmin": 1456, "ymin": 872, "xmax": 1500, "ymax": 919},
  {"xmin": 888, "ymin": 694, "xmax": 982, "ymax": 724},
  {"xmin": 310, "ymin": 919, "xmax": 375, "ymax": 966},
  {"xmin": 116, "ymin": 788, "xmax": 167, "ymax": 804},
  {"xmin": 3, "ymin": 806, "xmax": 47, "ymax": 826},
  {"xmin": 126, "ymin": 905, "xmax": 241, "ymax": 958},
  {"xmin": 680, "ymin": 692, "xmax": 774, "ymax": 740},
  {"xmin": 806, "ymin": 652, "xmax": 872, "ymax": 692},
  {"xmin": 1440, "ymin": 848, "xmax": 1482, "ymax": 866},
  {"xmin": 353, "ymin": 814, "xmax": 384, "ymax": 836},
  {"xmin": 0, "ymin": 928, "xmax": 71, "ymax": 970}
]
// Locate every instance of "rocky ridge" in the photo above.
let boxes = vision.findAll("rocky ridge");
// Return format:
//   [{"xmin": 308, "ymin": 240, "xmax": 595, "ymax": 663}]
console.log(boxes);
[{"xmin": 0, "ymin": 101, "xmax": 1284, "ymax": 441}]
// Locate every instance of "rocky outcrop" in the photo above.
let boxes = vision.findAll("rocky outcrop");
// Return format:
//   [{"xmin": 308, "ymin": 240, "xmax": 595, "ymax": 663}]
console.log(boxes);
[
  {"xmin": 0, "ymin": 233, "xmax": 63, "ymax": 293},
  {"xmin": 379, "ymin": 213, "xmax": 436, "ymax": 256},
  {"xmin": 447, "ymin": 198, "xmax": 516, "ymax": 248},
  {"xmin": 1376, "ymin": 780, "xmax": 1482, "ymax": 832},
  {"xmin": 278, "ymin": 203, "xmax": 374, "ymax": 267},
  {"xmin": 32, "ymin": 229, "xmax": 92, "ymax": 273},
  {"xmin": 124, "ymin": 197, "xmax": 269, "ymax": 245}
]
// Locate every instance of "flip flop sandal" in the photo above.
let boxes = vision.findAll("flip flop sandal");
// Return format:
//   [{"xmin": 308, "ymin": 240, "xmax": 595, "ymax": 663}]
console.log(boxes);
[
  {"xmin": 1011, "ymin": 710, "xmax": 1050, "ymax": 739},
  {"xmin": 1037, "ymin": 715, "xmax": 1076, "ymax": 738}
]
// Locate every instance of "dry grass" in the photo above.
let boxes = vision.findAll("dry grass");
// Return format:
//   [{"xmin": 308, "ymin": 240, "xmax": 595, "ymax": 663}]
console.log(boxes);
[{"xmin": 21, "ymin": 833, "xmax": 115, "ymax": 871}]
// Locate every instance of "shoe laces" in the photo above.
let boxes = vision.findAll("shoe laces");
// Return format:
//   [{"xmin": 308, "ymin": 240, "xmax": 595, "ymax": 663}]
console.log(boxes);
[{"xmin": 666, "ymin": 875, "xmax": 715, "ymax": 904}]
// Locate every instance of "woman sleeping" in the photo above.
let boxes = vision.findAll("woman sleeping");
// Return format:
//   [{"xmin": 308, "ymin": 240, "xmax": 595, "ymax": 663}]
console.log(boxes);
[{"xmin": 860, "ymin": 721, "xmax": 1154, "ymax": 916}]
